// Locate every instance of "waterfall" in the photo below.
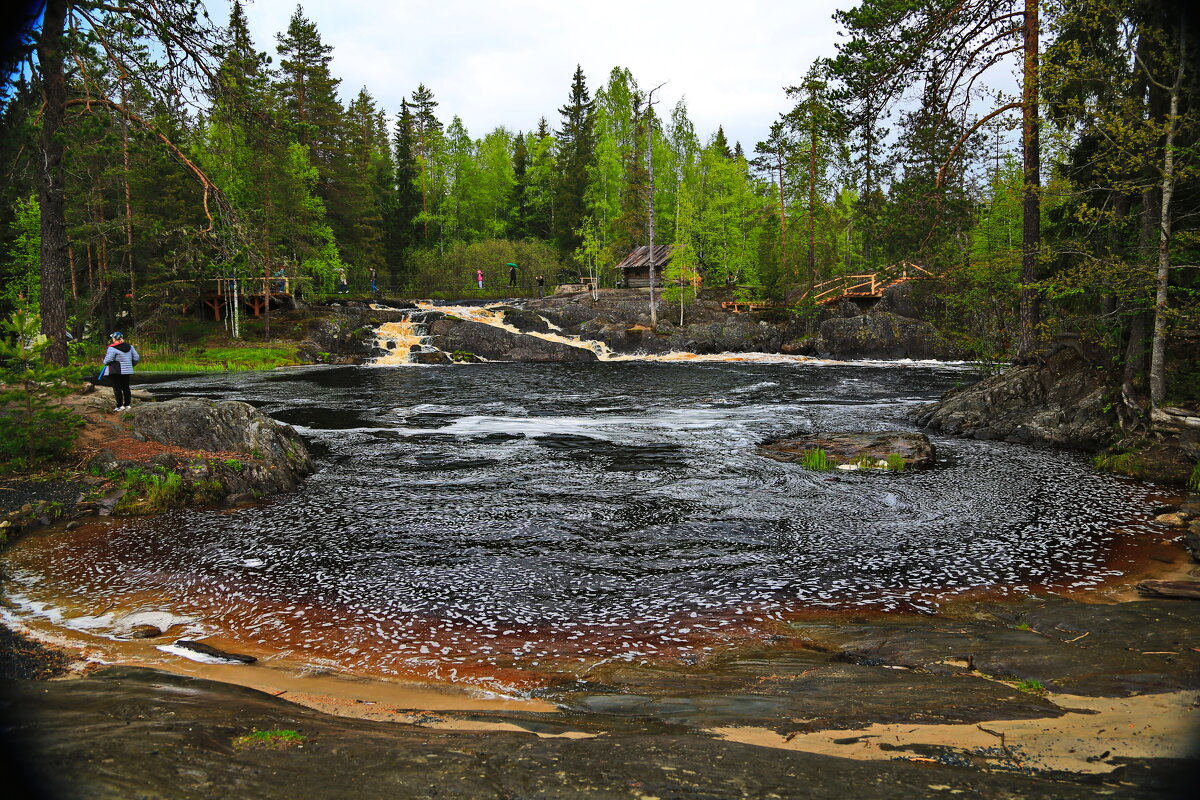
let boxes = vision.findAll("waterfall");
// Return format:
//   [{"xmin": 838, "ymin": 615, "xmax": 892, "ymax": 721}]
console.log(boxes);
[{"xmin": 371, "ymin": 315, "xmax": 445, "ymax": 364}]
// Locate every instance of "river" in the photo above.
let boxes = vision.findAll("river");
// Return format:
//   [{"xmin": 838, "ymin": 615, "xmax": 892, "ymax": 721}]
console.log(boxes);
[{"xmin": 1, "ymin": 357, "xmax": 1164, "ymax": 691}]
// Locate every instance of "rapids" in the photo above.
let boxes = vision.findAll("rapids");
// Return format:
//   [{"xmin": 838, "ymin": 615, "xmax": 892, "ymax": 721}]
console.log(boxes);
[{"xmin": 1, "ymin": 360, "xmax": 1165, "ymax": 688}]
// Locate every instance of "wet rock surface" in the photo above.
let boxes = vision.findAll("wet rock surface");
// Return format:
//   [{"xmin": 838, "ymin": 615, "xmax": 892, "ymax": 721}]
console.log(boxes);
[
  {"xmin": 913, "ymin": 347, "xmax": 1115, "ymax": 449},
  {"xmin": 528, "ymin": 289, "xmax": 805, "ymax": 355},
  {"xmin": 759, "ymin": 431, "xmax": 936, "ymax": 469},
  {"xmin": 427, "ymin": 314, "xmax": 599, "ymax": 362},
  {"xmin": 809, "ymin": 311, "xmax": 961, "ymax": 360},
  {"xmin": 789, "ymin": 598, "xmax": 1200, "ymax": 698},
  {"xmin": 2, "ymin": 665, "xmax": 1186, "ymax": 800}
]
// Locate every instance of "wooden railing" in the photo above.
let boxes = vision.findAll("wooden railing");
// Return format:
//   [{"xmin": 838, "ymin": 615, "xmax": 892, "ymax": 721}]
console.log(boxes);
[{"xmin": 803, "ymin": 261, "xmax": 933, "ymax": 305}]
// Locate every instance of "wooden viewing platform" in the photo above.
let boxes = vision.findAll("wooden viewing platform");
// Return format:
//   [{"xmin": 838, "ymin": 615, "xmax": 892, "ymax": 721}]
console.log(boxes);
[
  {"xmin": 803, "ymin": 261, "xmax": 933, "ymax": 305},
  {"xmin": 204, "ymin": 277, "xmax": 292, "ymax": 320},
  {"xmin": 720, "ymin": 300, "xmax": 778, "ymax": 313}
]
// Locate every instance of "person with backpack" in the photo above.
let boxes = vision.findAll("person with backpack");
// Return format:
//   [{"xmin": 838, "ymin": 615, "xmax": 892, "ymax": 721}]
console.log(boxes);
[{"xmin": 102, "ymin": 331, "xmax": 140, "ymax": 411}]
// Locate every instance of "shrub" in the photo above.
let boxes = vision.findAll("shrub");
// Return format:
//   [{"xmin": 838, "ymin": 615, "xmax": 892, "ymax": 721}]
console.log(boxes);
[
  {"xmin": 0, "ymin": 308, "xmax": 84, "ymax": 472},
  {"xmin": 1189, "ymin": 461, "xmax": 1200, "ymax": 493},
  {"xmin": 885, "ymin": 453, "xmax": 906, "ymax": 472}
]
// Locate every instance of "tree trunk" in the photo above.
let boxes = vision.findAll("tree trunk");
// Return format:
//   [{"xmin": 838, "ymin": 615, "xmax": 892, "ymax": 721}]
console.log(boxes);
[
  {"xmin": 37, "ymin": 0, "xmax": 69, "ymax": 365},
  {"xmin": 120, "ymin": 77, "xmax": 137, "ymax": 328},
  {"xmin": 1017, "ymin": 0, "xmax": 1041, "ymax": 360},
  {"xmin": 808, "ymin": 124, "xmax": 817, "ymax": 285},
  {"xmin": 1149, "ymin": 43, "xmax": 1184, "ymax": 407}
]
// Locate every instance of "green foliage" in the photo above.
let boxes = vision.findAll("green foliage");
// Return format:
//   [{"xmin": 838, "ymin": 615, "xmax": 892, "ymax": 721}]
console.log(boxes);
[
  {"xmin": 231, "ymin": 729, "xmax": 306, "ymax": 751},
  {"xmin": 0, "ymin": 309, "xmax": 84, "ymax": 472},
  {"xmin": 1, "ymin": 195, "xmax": 40, "ymax": 316},
  {"xmin": 404, "ymin": 239, "xmax": 564, "ymax": 294},
  {"xmin": 1187, "ymin": 462, "xmax": 1200, "ymax": 493},
  {"xmin": 223, "ymin": 458, "xmax": 244, "ymax": 471},
  {"xmin": 1015, "ymin": 679, "xmax": 1048, "ymax": 696},
  {"xmin": 885, "ymin": 453, "xmax": 906, "ymax": 472},
  {"xmin": 800, "ymin": 448, "xmax": 832, "ymax": 471},
  {"xmin": 1093, "ymin": 451, "xmax": 1144, "ymax": 478},
  {"xmin": 114, "ymin": 467, "xmax": 187, "ymax": 515},
  {"xmin": 450, "ymin": 351, "xmax": 475, "ymax": 362}
]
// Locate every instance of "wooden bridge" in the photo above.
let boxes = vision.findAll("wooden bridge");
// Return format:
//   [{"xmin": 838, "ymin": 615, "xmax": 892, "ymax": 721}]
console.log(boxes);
[
  {"xmin": 203, "ymin": 277, "xmax": 292, "ymax": 320},
  {"xmin": 803, "ymin": 261, "xmax": 933, "ymax": 305}
]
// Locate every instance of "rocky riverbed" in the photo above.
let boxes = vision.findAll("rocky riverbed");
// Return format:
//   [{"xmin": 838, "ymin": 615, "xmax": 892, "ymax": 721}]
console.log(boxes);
[{"xmin": 2, "ymin": 588, "xmax": 1198, "ymax": 799}]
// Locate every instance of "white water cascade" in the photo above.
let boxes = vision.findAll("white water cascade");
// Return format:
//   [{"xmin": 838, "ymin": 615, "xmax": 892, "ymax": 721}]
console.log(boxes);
[{"xmin": 368, "ymin": 301, "xmax": 833, "ymax": 366}]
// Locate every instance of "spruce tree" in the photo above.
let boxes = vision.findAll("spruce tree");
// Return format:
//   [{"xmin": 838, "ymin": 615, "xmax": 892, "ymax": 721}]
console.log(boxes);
[
  {"xmin": 555, "ymin": 66, "xmax": 595, "ymax": 253},
  {"xmin": 511, "ymin": 132, "xmax": 530, "ymax": 239},
  {"xmin": 390, "ymin": 99, "xmax": 422, "ymax": 277}
]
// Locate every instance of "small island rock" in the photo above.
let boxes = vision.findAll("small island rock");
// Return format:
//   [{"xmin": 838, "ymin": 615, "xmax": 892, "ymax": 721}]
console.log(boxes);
[{"xmin": 759, "ymin": 431, "xmax": 936, "ymax": 470}]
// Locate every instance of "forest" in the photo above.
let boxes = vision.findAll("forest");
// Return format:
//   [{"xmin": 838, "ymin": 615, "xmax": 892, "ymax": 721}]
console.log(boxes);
[{"xmin": 0, "ymin": 0, "xmax": 1197, "ymax": 407}]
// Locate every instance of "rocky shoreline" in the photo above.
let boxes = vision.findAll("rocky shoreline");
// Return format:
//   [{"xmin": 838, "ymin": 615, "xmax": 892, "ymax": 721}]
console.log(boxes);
[
  {"xmin": 2, "ymin": 583, "xmax": 1198, "ymax": 799},
  {"xmin": 0, "ymin": 388, "xmax": 315, "ymax": 541}
]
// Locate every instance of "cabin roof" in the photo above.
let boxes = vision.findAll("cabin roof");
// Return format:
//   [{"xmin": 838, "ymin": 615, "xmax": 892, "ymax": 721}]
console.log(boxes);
[{"xmin": 616, "ymin": 244, "xmax": 674, "ymax": 270}]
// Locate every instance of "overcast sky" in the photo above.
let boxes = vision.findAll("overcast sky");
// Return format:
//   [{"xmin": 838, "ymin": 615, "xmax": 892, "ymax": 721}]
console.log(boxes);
[{"xmin": 230, "ymin": 0, "xmax": 847, "ymax": 149}]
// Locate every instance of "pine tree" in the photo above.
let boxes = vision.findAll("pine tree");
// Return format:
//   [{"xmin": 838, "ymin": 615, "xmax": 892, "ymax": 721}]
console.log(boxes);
[{"xmin": 555, "ymin": 66, "xmax": 595, "ymax": 253}]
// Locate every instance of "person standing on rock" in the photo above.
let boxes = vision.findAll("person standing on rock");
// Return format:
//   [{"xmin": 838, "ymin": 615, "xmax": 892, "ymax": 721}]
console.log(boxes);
[
  {"xmin": 507, "ymin": 262, "xmax": 518, "ymax": 287},
  {"xmin": 536, "ymin": 275, "xmax": 545, "ymax": 297},
  {"xmin": 103, "ymin": 331, "xmax": 140, "ymax": 411},
  {"xmin": 476, "ymin": 268, "xmax": 484, "ymax": 290},
  {"xmin": 336, "ymin": 267, "xmax": 348, "ymax": 294}
]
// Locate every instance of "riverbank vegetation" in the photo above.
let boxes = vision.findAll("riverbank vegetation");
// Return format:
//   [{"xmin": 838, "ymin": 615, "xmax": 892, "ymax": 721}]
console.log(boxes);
[{"xmin": 0, "ymin": 1, "xmax": 1195, "ymax": 419}]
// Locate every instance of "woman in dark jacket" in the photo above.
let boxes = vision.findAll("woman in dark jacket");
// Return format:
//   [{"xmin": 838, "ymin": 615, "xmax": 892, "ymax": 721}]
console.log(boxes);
[{"xmin": 103, "ymin": 331, "xmax": 140, "ymax": 411}]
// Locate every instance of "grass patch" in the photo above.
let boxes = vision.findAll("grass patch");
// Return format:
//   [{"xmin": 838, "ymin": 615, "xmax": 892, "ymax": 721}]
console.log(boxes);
[
  {"xmin": 1015, "ymin": 679, "xmax": 1048, "ymax": 696},
  {"xmin": 137, "ymin": 344, "xmax": 303, "ymax": 372},
  {"xmin": 113, "ymin": 468, "xmax": 187, "ymax": 515},
  {"xmin": 1189, "ymin": 461, "xmax": 1200, "ymax": 492},
  {"xmin": 885, "ymin": 453, "xmax": 906, "ymax": 472},
  {"xmin": 1013, "ymin": 622, "xmax": 1032, "ymax": 631},
  {"xmin": 231, "ymin": 728, "xmax": 306, "ymax": 751},
  {"xmin": 1093, "ymin": 450, "xmax": 1144, "ymax": 478},
  {"xmin": 800, "ymin": 448, "xmax": 832, "ymax": 471}
]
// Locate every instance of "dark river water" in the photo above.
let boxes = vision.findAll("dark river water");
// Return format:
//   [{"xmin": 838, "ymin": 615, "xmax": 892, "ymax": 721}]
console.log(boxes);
[{"xmin": 2, "ymin": 359, "xmax": 1163, "ymax": 683}]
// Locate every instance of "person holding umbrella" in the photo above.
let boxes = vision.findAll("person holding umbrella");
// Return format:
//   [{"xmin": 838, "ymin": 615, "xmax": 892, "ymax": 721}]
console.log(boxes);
[{"xmin": 507, "ymin": 262, "xmax": 518, "ymax": 288}]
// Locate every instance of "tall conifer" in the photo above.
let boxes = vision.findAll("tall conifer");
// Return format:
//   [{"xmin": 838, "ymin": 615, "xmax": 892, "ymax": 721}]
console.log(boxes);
[{"xmin": 555, "ymin": 66, "xmax": 595, "ymax": 253}]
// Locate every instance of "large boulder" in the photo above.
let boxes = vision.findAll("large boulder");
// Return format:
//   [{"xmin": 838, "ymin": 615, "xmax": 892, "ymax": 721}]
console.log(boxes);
[
  {"xmin": 132, "ymin": 398, "xmax": 313, "ymax": 471},
  {"xmin": 912, "ymin": 347, "xmax": 1115, "ymax": 450},
  {"xmin": 89, "ymin": 398, "xmax": 320, "ymax": 506},
  {"xmin": 809, "ymin": 312, "xmax": 959, "ymax": 360},
  {"xmin": 427, "ymin": 314, "xmax": 599, "ymax": 362},
  {"xmin": 759, "ymin": 431, "xmax": 936, "ymax": 470}
]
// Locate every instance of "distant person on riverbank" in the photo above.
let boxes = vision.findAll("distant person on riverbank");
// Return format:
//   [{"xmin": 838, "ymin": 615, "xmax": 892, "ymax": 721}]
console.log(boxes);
[
  {"xmin": 536, "ymin": 275, "xmax": 545, "ymax": 297},
  {"xmin": 336, "ymin": 267, "xmax": 348, "ymax": 294},
  {"xmin": 369, "ymin": 267, "xmax": 378, "ymax": 294},
  {"xmin": 103, "ymin": 332, "xmax": 140, "ymax": 411},
  {"xmin": 273, "ymin": 267, "xmax": 287, "ymax": 293},
  {"xmin": 476, "ymin": 268, "xmax": 484, "ymax": 289},
  {"xmin": 508, "ymin": 262, "xmax": 518, "ymax": 287}
]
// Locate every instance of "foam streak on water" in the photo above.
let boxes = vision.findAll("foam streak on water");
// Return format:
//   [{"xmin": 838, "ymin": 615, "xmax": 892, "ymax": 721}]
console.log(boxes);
[{"xmin": 1, "ymin": 362, "xmax": 1163, "ymax": 684}]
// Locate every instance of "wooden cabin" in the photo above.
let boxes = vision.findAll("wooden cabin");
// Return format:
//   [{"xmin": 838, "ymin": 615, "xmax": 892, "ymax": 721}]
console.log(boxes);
[{"xmin": 616, "ymin": 245, "xmax": 674, "ymax": 288}]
